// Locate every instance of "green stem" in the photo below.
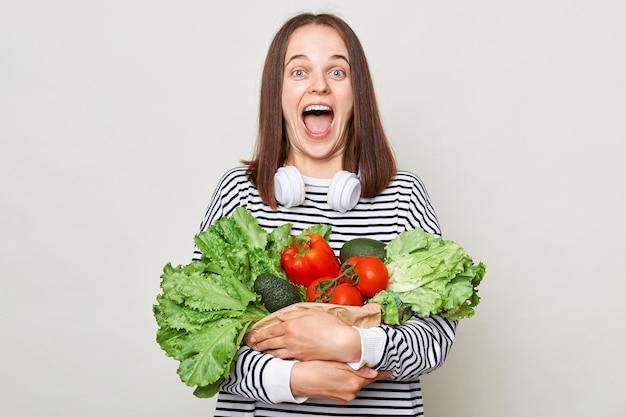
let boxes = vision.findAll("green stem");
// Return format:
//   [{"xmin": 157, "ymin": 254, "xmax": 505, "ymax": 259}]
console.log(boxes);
[
  {"xmin": 294, "ymin": 234, "xmax": 312, "ymax": 256},
  {"xmin": 311, "ymin": 262, "xmax": 358, "ymax": 302}
]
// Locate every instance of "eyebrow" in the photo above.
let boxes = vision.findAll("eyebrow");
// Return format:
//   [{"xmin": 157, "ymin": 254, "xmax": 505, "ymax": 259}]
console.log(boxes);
[{"xmin": 284, "ymin": 54, "xmax": 351, "ymax": 68}]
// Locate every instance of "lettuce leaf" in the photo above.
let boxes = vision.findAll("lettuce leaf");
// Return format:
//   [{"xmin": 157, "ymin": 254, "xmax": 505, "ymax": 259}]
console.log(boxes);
[
  {"xmin": 153, "ymin": 207, "xmax": 292, "ymax": 397},
  {"xmin": 370, "ymin": 227, "xmax": 485, "ymax": 323}
]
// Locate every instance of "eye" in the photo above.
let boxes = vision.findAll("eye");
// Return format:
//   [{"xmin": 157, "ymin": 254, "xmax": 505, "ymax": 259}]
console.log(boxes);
[
  {"xmin": 292, "ymin": 69, "xmax": 306, "ymax": 77},
  {"xmin": 330, "ymin": 68, "xmax": 346, "ymax": 78}
]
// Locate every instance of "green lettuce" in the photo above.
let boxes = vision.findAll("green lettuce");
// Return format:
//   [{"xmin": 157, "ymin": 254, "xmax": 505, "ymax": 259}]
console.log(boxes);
[
  {"xmin": 370, "ymin": 227, "xmax": 485, "ymax": 323},
  {"xmin": 153, "ymin": 207, "xmax": 293, "ymax": 398}
]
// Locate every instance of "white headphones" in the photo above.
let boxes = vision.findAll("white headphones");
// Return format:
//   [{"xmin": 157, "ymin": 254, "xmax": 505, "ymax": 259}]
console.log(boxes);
[{"xmin": 274, "ymin": 166, "xmax": 361, "ymax": 213}]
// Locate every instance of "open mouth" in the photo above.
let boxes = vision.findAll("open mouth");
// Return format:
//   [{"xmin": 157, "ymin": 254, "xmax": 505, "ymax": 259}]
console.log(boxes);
[{"xmin": 302, "ymin": 104, "xmax": 334, "ymax": 136}]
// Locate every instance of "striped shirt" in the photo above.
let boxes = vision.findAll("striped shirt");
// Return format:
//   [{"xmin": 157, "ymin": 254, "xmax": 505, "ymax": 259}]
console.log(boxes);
[{"xmin": 194, "ymin": 166, "xmax": 457, "ymax": 417}]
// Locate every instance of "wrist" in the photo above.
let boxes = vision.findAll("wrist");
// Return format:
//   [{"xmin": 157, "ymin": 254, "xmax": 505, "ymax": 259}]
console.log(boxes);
[{"xmin": 335, "ymin": 325, "xmax": 362, "ymax": 362}]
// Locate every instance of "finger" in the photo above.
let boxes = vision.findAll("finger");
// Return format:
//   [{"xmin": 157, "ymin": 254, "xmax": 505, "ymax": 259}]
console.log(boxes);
[
  {"xmin": 261, "ymin": 348, "xmax": 293, "ymax": 360},
  {"xmin": 352, "ymin": 366, "xmax": 378, "ymax": 379},
  {"xmin": 350, "ymin": 366, "xmax": 393, "ymax": 381},
  {"xmin": 251, "ymin": 335, "xmax": 283, "ymax": 352},
  {"xmin": 276, "ymin": 308, "xmax": 312, "ymax": 321},
  {"xmin": 375, "ymin": 369, "xmax": 393, "ymax": 380},
  {"xmin": 278, "ymin": 307, "xmax": 335, "ymax": 322},
  {"xmin": 249, "ymin": 322, "xmax": 284, "ymax": 344}
]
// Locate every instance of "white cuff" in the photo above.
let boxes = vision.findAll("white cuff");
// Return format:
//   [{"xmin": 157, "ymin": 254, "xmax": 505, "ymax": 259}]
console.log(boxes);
[
  {"xmin": 347, "ymin": 326, "xmax": 387, "ymax": 370},
  {"xmin": 264, "ymin": 358, "xmax": 308, "ymax": 404}
]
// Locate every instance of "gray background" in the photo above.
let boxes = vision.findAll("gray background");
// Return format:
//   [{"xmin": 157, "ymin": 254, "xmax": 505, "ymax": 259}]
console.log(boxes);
[{"xmin": 2, "ymin": 1, "xmax": 625, "ymax": 416}]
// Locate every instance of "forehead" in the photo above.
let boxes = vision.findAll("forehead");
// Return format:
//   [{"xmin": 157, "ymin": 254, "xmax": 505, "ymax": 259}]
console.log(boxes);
[{"xmin": 285, "ymin": 24, "xmax": 349, "ymax": 61}]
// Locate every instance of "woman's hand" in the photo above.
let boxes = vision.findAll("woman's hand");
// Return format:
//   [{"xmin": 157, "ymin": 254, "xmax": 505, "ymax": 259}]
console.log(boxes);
[
  {"xmin": 249, "ymin": 308, "xmax": 361, "ymax": 362},
  {"xmin": 290, "ymin": 361, "xmax": 391, "ymax": 403}
]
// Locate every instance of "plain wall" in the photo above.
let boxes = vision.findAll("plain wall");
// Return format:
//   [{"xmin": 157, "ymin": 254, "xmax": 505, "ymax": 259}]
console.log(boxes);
[{"xmin": 2, "ymin": 1, "xmax": 625, "ymax": 416}]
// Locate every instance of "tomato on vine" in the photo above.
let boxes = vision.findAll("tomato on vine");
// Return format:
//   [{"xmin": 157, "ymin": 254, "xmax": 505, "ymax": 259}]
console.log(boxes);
[
  {"xmin": 327, "ymin": 283, "xmax": 363, "ymax": 306},
  {"xmin": 305, "ymin": 277, "xmax": 363, "ymax": 306},
  {"xmin": 344, "ymin": 255, "xmax": 389, "ymax": 297},
  {"xmin": 305, "ymin": 277, "xmax": 333, "ymax": 302},
  {"xmin": 303, "ymin": 254, "xmax": 388, "ymax": 306}
]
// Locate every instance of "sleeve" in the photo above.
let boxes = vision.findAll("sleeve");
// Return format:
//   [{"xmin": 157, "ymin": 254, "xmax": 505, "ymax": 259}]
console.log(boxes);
[
  {"xmin": 401, "ymin": 170, "xmax": 442, "ymax": 237},
  {"xmin": 192, "ymin": 167, "xmax": 248, "ymax": 260},
  {"xmin": 373, "ymin": 315, "xmax": 457, "ymax": 379},
  {"xmin": 195, "ymin": 167, "xmax": 301, "ymax": 403},
  {"xmin": 366, "ymin": 171, "xmax": 456, "ymax": 379},
  {"xmin": 219, "ymin": 346, "xmax": 307, "ymax": 404},
  {"xmin": 347, "ymin": 315, "xmax": 456, "ymax": 380}
]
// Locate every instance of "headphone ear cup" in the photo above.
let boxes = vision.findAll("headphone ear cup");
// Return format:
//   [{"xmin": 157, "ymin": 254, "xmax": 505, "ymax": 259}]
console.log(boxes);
[
  {"xmin": 328, "ymin": 171, "xmax": 361, "ymax": 213},
  {"xmin": 274, "ymin": 166, "xmax": 305, "ymax": 208}
]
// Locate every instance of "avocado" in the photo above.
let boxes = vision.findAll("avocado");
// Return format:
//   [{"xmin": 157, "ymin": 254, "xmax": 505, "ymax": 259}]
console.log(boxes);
[
  {"xmin": 253, "ymin": 273, "xmax": 302, "ymax": 313},
  {"xmin": 339, "ymin": 237, "xmax": 387, "ymax": 263}
]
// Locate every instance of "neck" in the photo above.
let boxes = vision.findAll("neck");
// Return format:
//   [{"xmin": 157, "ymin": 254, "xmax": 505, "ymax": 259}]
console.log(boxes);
[{"xmin": 286, "ymin": 156, "xmax": 344, "ymax": 179}]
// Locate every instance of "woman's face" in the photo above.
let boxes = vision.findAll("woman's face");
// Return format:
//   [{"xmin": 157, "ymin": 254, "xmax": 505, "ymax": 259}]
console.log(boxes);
[{"xmin": 281, "ymin": 24, "xmax": 354, "ymax": 176}]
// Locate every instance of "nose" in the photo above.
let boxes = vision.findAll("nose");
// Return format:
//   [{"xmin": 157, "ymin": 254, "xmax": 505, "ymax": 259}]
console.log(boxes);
[{"xmin": 309, "ymin": 73, "xmax": 329, "ymax": 94}]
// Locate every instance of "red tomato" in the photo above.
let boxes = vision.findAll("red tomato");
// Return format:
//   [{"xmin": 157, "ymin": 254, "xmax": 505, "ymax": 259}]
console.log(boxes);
[
  {"xmin": 306, "ymin": 279, "xmax": 363, "ymax": 306},
  {"xmin": 328, "ymin": 283, "xmax": 363, "ymax": 306},
  {"xmin": 345, "ymin": 255, "xmax": 389, "ymax": 297},
  {"xmin": 305, "ymin": 277, "xmax": 332, "ymax": 302}
]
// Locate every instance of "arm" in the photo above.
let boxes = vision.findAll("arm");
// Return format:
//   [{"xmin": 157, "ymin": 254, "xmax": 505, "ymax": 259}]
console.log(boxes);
[
  {"xmin": 374, "ymin": 173, "xmax": 456, "ymax": 378},
  {"xmin": 220, "ymin": 345, "xmax": 389, "ymax": 404},
  {"xmin": 219, "ymin": 346, "xmax": 303, "ymax": 403},
  {"xmin": 239, "ymin": 308, "xmax": 392, "ymax": 403},
  {"xmin": 372, "ymin": 314, "xmax": 457, "ymax": 380},
  {"xmin": 250, "ymin": 309, "xmax": 457, "ymax": 381}
]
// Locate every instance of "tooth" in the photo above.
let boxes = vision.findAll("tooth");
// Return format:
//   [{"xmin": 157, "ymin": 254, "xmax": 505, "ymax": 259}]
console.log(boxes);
[{"xmin": 305, "ymin": 104, "xmax": 331, "ymax": 112}]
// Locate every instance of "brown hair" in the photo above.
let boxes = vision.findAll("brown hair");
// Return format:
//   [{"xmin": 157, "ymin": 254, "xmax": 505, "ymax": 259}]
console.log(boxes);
[{"xmin": 244, "ymin": 12, "xmax": 396, "ymax": 209}]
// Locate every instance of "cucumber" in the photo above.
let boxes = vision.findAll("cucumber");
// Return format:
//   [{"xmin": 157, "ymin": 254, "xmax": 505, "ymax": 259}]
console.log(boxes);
[
  {"xmin": 253, "ymin": 273, "xmax": 302, "ymax": 313},
  {"xmin": 340, "ymin": 237, "xmax": 387, "ymax": 263}
]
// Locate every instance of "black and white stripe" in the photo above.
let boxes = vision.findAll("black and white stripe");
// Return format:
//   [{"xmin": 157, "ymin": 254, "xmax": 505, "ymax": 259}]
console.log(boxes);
[{"xmin": 194, "ymin": 166, "xmax": 456, "ymax": 416}]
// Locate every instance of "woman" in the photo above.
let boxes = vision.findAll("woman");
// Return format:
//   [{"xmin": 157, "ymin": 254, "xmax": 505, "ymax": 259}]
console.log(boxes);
[{"xmin": 195, "ymin": 12, "xmax": 456, "ymax": 417}]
